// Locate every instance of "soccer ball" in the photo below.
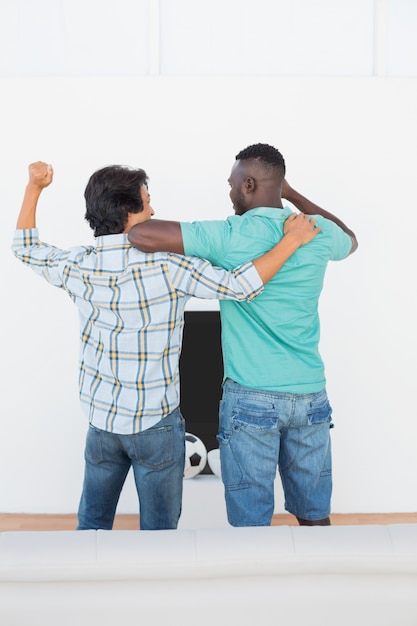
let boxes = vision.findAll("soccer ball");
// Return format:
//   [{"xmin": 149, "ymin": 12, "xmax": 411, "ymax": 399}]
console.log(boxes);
[
  {"xmin": 207, "ymin": 448, "xmax": 221, "ymax": 478},
  {"xmin": 184, "ymin": 432, "xmax": 207, "ymax": 479}
]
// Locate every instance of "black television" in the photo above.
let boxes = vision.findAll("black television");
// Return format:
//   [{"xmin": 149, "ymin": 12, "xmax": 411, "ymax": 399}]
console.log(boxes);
[{"xmin": 179, "ymin": 310, "xmax": 223, "ymax": 472}]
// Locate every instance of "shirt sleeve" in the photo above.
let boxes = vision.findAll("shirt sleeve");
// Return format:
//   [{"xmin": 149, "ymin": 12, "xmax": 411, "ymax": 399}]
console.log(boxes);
[
  {"xmin": 315, "ymin": 217, "xmax": 353, "ymax": 261},
  {"xmin": 180, "ymin": 220, "xmax": 229, "ymax": 266},
  {"xmin": 166, "ymin": 254, "xmax": 263, "ymax": 301},
  {"xmin": 329, "ymin": 222, "xmax": 353, "ymax": 261},
  {"xmin": 11, "ymin": 228, "xmax": 90, "ymax": 288}
]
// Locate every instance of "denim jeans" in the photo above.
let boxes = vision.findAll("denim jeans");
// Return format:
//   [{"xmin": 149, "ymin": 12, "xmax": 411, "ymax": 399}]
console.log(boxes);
[
  {"xmin": 77, "ymin": 408, "xmax": 185, "ymax": 530},
  {"xmin": 218, "ymin": 379, "xmax": 333, "ymax": 526}
]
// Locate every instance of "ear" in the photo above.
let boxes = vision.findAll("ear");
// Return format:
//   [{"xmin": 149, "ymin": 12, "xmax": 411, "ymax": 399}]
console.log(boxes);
[{"xmin": 243, "ymin": 177, "xmax": 256, "ymax": 193}]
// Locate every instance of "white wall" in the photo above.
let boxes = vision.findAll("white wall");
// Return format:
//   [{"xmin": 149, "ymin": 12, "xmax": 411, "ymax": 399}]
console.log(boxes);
[{"xmin": 1, "ymin": 0, "xmax": 416, "ymax": 516}]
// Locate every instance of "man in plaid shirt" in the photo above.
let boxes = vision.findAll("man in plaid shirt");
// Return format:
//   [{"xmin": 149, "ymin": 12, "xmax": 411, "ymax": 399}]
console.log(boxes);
[{"xmin": 12, "ymin": 161, "xmax": 317, "ymax": 531}]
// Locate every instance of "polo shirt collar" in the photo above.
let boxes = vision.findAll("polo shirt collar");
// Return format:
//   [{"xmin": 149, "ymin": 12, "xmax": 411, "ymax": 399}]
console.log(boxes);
[{"xmin": 246, "ymin": 206, "xmax": 293, "ymax": 219}]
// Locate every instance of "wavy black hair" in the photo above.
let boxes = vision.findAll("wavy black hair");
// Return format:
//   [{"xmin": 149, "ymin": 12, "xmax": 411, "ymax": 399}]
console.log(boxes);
[{"xmin": 84, "ymin": 165, "xmax": 148, "ymax": 237}]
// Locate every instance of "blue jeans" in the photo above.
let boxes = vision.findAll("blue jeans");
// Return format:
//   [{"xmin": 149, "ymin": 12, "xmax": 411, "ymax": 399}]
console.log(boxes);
[
  {"xmin": 218, "ymin": 379, "xmax": 333, "ymax": 526},
  {"xmin": 77, "ymin": 408, "xmax": 185, "ymax": 530}
]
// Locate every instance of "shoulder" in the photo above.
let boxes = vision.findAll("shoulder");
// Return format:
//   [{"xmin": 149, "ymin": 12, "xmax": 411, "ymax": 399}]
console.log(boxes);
[
  {"xmin": 313, "ymin": 216, "xmax": 352, "ymax": 259},
  {"xmin": 180, "ymin": 219, "xmax": 230, "ymax": 263},
  {"xmin": 315, "ymin": 215, "xmax": 350, "ymax": 240}
]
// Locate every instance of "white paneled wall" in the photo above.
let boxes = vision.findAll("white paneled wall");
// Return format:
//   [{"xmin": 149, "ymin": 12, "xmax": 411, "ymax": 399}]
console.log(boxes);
[
  {"xmin": 386, "ymin": 0, "xmax": 417, "ymax": 75},
  {"xmin": 0, "ymin": 0, "xmax": 417, "ymax": 76},
  {"xmin": 160, "ymin": 0, "xmax": 375, "ymax": 75},
  {"xmin": 0, "ymin": 0, "xmax": 151, "ymax": 75}
]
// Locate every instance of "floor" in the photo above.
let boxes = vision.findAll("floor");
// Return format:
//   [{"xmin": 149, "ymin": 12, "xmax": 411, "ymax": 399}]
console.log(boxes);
[{"xmin": 1, "ymin": 512, "xmax": 417, "ymax": 531}]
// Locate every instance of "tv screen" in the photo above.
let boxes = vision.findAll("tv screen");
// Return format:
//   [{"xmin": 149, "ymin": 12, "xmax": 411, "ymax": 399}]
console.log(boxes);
[{"xmin": 179, "ymin": 311, "xmax": 223, "ymax": 472}]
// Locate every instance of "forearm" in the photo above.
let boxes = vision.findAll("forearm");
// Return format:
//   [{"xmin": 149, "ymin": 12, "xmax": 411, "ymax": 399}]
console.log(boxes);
[
  {"xmin": 283, "ymin": 184, "xmax": 358, "ymax": 253},
  {"xmin": 16, "ymin": 184, "xmax": 43, "ymax": 229}
]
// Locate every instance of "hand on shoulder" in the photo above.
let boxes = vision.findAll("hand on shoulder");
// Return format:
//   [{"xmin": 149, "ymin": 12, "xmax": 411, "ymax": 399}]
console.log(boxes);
[{"xmin": 284, "ymin": 212, "xmax": 321, "ymax": 245}]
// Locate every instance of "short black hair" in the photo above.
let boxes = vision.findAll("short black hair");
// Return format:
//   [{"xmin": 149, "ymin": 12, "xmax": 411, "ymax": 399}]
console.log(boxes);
[
  {"xmin": 84, "ymin": 165, "xmax": 148, "ymax": 237},
  {"xmin": 235, "ymin": 143, "xmax": 286, "ymax": 176}
]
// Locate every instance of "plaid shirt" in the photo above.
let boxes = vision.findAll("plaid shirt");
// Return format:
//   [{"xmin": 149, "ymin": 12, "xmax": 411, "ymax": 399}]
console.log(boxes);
[{"xmin": 12, "ymin": 229, "xmax": 263, "ymax": 434}]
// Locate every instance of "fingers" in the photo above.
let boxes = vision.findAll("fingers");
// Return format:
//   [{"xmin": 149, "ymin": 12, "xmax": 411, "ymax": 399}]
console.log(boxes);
[
  {"xmin": 28, "ymin": 161, "xmax": 54, "ymax": 187},
  {"xmin": 308, "ymin": 217, "xmax": 322, "ymax": 233},
  {"xmin": 298, "ymin": 214, "xmax": 321, "ymax": 231},
  {"xmin": 31, "ymin": 161, "xmax": 52, "ymax": 173},
  {"xmin": 285, "ymin": 212, "xmax": 297, "ymax": 222}
]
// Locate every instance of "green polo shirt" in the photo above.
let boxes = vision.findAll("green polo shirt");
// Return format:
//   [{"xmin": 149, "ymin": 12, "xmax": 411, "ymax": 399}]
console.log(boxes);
[{"xmin": 181, "ymin": 207, "xmax": 352, "ymax": 393}]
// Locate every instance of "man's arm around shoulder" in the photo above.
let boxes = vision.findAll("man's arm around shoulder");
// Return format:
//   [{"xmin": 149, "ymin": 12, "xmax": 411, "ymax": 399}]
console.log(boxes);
[{"xmin": 129, "ymin": 214, "xmax": 321, "ymax": 286}]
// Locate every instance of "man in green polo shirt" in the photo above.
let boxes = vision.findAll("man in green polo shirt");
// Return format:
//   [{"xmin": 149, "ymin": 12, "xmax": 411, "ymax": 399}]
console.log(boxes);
[{"xmin": 128, "ymin": 143, "xmax": 358, "ymax": 527}]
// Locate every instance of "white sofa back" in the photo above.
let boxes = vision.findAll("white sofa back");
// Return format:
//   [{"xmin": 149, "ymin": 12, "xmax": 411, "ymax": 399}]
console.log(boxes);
[{"xmin": 1, "ymin": 524, "xmax": 417, "ymax": 626}]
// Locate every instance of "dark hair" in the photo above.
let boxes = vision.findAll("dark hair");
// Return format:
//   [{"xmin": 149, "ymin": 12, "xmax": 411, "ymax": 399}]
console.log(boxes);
[
  {"xmin": 84, "ymin": 165, "xmax": 148, "ymax": 237},
  {"xmin": 235, "ymin": 143, "xmax": 286, "ymax": 176}
]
